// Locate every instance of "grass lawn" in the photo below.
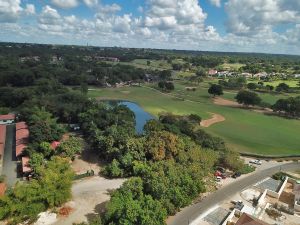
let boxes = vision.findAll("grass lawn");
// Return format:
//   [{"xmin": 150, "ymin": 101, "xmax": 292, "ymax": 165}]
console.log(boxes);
[
  {"xmin": 263, "ymin": 80, "xmax": 300, "ymax": 88},
  {"xmin": 89, "ymin": 83, "xmax": 300, "ymax": 156},
  {"xmin": 221, "ymin": 63, "xmax": 245, "ymax": 70}
]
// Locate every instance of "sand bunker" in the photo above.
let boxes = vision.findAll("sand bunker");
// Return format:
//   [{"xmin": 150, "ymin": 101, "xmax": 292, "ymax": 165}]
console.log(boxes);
[{"xmin": 200, "ymin": 113, "xmax": 225, "ymax": 127}]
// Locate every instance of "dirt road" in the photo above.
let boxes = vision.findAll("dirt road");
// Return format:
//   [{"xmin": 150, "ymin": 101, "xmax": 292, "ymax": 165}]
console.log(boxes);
[{"xmin": 54, "ymin": 176, "xmax": 125, "ymax": 225}]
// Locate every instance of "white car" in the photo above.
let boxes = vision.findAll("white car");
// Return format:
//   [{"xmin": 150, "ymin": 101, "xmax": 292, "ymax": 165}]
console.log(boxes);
[{"xmin": 249, "ymin": 159, "xmax": 262, "ymax": 165}]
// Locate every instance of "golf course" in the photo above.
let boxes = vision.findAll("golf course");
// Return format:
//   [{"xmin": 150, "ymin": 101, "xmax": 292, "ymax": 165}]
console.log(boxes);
[{"xmin": 89, "ymin": 81, "xmax": 300, "ymax": 156}]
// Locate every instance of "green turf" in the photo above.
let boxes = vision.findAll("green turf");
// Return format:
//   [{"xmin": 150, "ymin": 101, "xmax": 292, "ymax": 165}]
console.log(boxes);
[
  {"xmin": 263, "ymin": 80, "xmax": 300, "ymax": 88},
  {"xmin": 88, "ymin": 84, "xmax": 300, "ymax": 156}
]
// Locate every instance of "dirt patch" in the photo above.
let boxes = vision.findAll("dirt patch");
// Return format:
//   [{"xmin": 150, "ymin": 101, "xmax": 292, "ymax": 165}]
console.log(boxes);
[
  {"xmin": 213, "ymin": 97, "xmax": 274, "ymax": 115},
  {"xmin": 200, "ymin": 113, "xmax": 225, "ymax": 128},
  {"xmin": 213, "ymin": 97, "xmax": 240, "ymax": 107}
]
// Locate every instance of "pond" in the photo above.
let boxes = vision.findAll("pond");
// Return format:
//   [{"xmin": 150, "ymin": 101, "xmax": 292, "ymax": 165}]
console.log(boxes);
[{"xmin": 119, "ymin": 101, "xmax": 155, "ymax": 134}]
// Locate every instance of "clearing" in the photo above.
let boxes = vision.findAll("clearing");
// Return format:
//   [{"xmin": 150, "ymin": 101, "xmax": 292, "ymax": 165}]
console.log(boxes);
[{"xmin": 54, "ymin": 177, "xmax": 125, "ymax": 225}]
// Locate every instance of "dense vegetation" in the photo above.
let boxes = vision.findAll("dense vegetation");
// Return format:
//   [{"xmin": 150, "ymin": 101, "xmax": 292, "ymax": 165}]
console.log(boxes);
[{"xmin": 0, "ymin": 42, "xmax": 299, "ymax": 224}]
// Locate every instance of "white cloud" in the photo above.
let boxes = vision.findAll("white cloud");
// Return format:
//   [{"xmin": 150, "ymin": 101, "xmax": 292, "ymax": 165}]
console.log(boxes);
[
  {"xmin": 225, "ymin": 0, "xmax": 300, "ymax": 36},
  {"xmin": 25, "ymin": 4, "xmax": 35, "ymax": 15},
  {"xmin": 0, "ymin": 0, "xmax": 22, "ymax": 22},
  {"xmin": 51, "ymin": 0, "xmax": 79, "ymax": 9},
  {"xmin": 209, "ymin": 0, "xmax": 221, "ymax": 7},
  {"xmin": 83, "ymin": 0, "xmax": 98, "ymax": 8}
]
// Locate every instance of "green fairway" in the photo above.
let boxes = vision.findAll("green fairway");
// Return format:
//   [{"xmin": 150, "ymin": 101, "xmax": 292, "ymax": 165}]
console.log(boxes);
[
  {"xmin": 263, "ymin": 80, "xmax": 299, "ymax": 88},
  {"xmin": 89, "ymin": 84, "xmax": 300, "ymax": 156}
]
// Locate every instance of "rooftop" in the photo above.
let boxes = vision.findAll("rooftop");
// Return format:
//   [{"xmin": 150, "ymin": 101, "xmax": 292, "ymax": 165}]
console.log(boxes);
[
  {"xmin": 236, "ymin": 213, "xmax": 270, "ymax": 225},
  {"xmin": 22, "ymin": 156, "xmax": 32, "ymax": 173},
  {"xmin": 16, "ymin": 122, "xmax": 28, "ymax": 130},
  {"xmin": 255, "ymin": 177, "xmax": 282, "ymax": 192},
  {"xmin": 0, "ymin": 114, "xmax": 15, "ymax": 121}
]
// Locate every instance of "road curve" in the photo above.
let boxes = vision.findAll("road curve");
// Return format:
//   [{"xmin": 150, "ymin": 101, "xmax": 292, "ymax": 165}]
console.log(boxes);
[{"xmin": 168, "ymin": 162, "xmax": 300, "ymax": 225}]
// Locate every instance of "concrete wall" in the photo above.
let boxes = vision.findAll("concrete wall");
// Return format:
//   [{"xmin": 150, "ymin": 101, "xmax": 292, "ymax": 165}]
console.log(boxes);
[
  {"xmin": 258, "ymin": 189, "xmax": 268, "ymax": 206},
  {"xmin": 295, "ymin": 201, "xmax": 300, "ymax": 211}
]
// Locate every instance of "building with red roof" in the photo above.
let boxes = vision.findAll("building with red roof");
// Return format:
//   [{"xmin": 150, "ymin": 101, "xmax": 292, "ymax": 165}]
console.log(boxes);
[
  {"xmin": 0, "ymin": 183, "xmax": 6, "ymax": 196},
  {"xmin": 0, "ymin": 125, "xmax": 6, "ymax": 160},
  {"xmin": 50, "ymin": 141, "xmax": 60, "ymax": 150},
  {"xmin": 16, "ymin": 122, "xmax": 28, "ymax": 130},
  {"xmin": 0, "ymin": 114, "xmax": 15, "ymax": 125},
  {"xmin": 15, "ymin": 122, "xmax": 29, "ymax": 158},
  {"xmin": 22, "ymin": 156, "xmax": 32, "ymax": 175}
]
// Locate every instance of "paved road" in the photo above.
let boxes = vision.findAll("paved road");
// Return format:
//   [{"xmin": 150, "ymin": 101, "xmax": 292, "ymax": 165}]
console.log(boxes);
[
  {"xmin": 1, "ymin": 124, "xmax": 19, "ymax": 187},
  {"xmin": 168, "ymin": 162, "xmax": 300, "ymax": 225}
]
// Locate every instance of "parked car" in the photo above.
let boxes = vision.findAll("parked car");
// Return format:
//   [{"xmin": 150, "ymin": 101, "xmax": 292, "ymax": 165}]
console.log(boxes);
[
  {"xmin": 249, "ymin": 159, "xmax": 262, "ymax": 165},
  {"xmin": 232, "ymin": 172, "xmax": 241, "ymax": 178},
  {"xmin": 215, "ymin": 176, "xmax": 222, "ymax": 182}
]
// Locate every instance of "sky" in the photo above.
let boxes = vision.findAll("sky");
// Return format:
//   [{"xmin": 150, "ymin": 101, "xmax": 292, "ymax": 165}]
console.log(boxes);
[{"xmin": 1, "ymin": 0, "xmax": 300, "ymax": 55}]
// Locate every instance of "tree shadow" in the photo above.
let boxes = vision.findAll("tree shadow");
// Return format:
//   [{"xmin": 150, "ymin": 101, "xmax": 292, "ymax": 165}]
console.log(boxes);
[
  {"xmin": 78, "ymin": 148, "xmax": 106, "ymax": 167},
  {"xmin": 85, "ymin": 201, "xmax": 108, "ymax": 223}
]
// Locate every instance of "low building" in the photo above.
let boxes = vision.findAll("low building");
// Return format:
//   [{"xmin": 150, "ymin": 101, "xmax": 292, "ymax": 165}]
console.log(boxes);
[
  {"xmin": 0, "ymin": 183, "xmax": 6, "ymax": 196},
  {"xmin": 22, "ymin": 156, "xmax": 32, "ymax": 177},
  {"xmin": 208, "ymin": 69, "xmax": 218, "ymax": 76},
  {"xmin": 50, "ymin": 141, "xmax": 60, "ymax": 150},
  {"xmin": 235, "ymin": 213, "xmax": 270, "ymax": 225},
  {"xmin": 15, "ymin": 122, "xmax": 29, "ymax": 158},
  {"xmin": 0, "ymin": 125, "xmax": 6, "ymax": 161},
  {"xmin": 294, "ymin": 74, "xmax": 300, "ymax": 78},
  {"xmin": 0, "ymin": 114, "xmax": 15, "ymax": 125}
]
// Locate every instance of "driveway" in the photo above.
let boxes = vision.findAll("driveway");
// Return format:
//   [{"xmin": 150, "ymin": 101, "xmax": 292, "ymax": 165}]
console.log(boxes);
[
  {"xmin": 53, "ymin": 176, "xmax": 125, "ymax": 225},
  {"xmin": 1, "ymin": 124, "xmax": 19, "ymax": 187},
  {"xmin": 168, "ymin": 162, "xmax": 300, "ymax": 225}
]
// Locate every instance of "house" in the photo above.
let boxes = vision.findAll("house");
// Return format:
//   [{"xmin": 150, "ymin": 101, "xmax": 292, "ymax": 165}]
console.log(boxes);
[
  {"xmin": 241, "ymin": 73, "xmax": 253, "ymax": 78},
  {"xmin": 0, "ymin": 183, "xmax": 6, "ymax": 197},
  {"xmin": 0, "ymin": 125, "xmax": 6, "ymax": 161},
  {"xmin": 22, "ymin": 156, "xmax": 32, "ymax": 176},
  {"xmin": 294, "ymin": 74, "xmax": 300, "ymax": 78},
  {"xmin": 235, "ymin": 213, "xmax": 270, "ymax": 225},
  {"xmin": 253, "ymin": 72, "xmax": 268, "ymax": 79},
  {"xmin": 50, "ymin": 141, "xmax": 60, "ymax": 150},
  {"xmin": 19, "ymin": 56, "xmax": 40, "ymax": 63},
  {"xmin": 0, "ymin": 114, "xmax": 15, "ymax": 125},
  {"xmin": 15, "ymin": 122, "xmax": 29, "ymax": 158},
  {"xmin": 208, "ymin": 69, "xmax": 218, "ymax": 76}
]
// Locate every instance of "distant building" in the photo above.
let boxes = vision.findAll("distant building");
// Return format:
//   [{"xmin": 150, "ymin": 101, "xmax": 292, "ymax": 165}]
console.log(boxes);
[
  {"xmin": 19, "ymin": 56, "xmax": 40, "ymax": 63},
  {"xmin": 0, "ymin": 114, "xmax": 15, "ymax": 125},
  {"xmin": 208, "ymin": 69, "xmax": 218, "ymax": 76},
  {"xmin": 294, "ymin": 74, "xmax": 300, "ymax": 78},
  {"xmin": 94, "ymin": 56, "xmax": 120, "ymax": 62},
  {"xmin": 253, "ymin": 72, "xmax": 268, "ymax": 79},
  {"xmin": 241, "ymin": 73, "xmax": 252, "ymax": 78}
]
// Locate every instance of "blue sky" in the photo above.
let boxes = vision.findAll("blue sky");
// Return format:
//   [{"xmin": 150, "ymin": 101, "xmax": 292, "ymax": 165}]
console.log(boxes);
[{"xmin": 1, "ymin": 0, "xmax": 300, "ymax": 55}]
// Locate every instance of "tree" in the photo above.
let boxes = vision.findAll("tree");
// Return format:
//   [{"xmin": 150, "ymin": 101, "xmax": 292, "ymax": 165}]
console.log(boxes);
[
  {"xmin": 196, "ymin": 67, "xmax": 206, "ymax": 77},
  {"xmin": 247, "ymin": 83, "xmax": 257, "ymax": 90},
  {"xmin": 104, "ymin": 178, "xmax": 167, "ymax": 225},
  {"xmin": 208, "ymin": 84, "xmax": 223, "ymax": 97},
  {"xmin": 235, "ymin": 90, "xmax": 261, "ymax": 106},
  {"xmin": 56, "ymin": 136, "xmax": 83, "ymax": 160},
  {"xmin": 276, "ymin": 83, "xmax": 290, "ymax": 92}
]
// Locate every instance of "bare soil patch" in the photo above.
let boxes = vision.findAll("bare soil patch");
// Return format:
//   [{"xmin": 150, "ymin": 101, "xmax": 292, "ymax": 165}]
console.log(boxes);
[
  {"xmin": 213, "ymin": 97, "xmax": 274, "ymax": 115},
  {"xmin": 213, "ymin": 97, "xmax": 240, "ymax": 107},
  {"xmin": 200, "ymin": 113, "xmax": 225, "ymax": 128}
]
